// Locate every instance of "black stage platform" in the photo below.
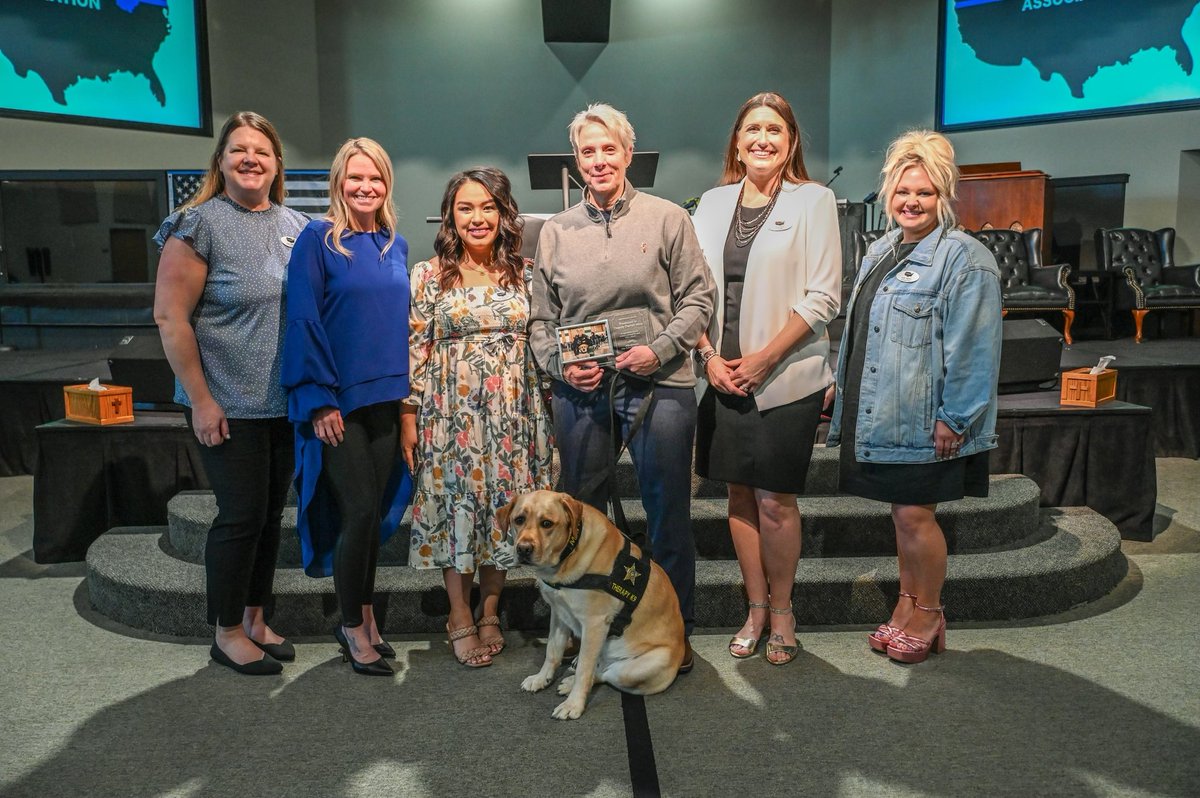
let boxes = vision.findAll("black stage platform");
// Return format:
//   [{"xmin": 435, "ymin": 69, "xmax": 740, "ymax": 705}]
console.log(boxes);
[
  {"xmin": 1061, "ymin": 339, "xmax": 1200, "ymax": 459},
  {"xmin": 5, "ymin": 338, "xmax": 1194, "ymax": 561},
  {"xmin": 0, "ymin": 349, "xmax": 112, "ymax": 477}
]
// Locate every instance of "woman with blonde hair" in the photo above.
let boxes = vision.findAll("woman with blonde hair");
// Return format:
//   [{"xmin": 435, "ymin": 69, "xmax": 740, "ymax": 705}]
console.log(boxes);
[
  {"xmin": 283, "ymin": 137, "xmax": 412, "ymax": 676},
  {"xmin": 691, "ymin": 92, "xmax": 841, "ymax": 665},
  {"xmin": 154, "ymin": 111, "xmax": 309, "ymax": 675},
  {"xmin": 827, "ymin": 130, "xmax": 1002, "ymax": 664}
]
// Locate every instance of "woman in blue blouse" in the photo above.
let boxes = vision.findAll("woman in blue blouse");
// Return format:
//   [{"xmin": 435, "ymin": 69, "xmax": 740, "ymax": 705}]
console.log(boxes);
[{"xmin": 282, "ymin": 138, "xmax": 411, "ymax": 676}]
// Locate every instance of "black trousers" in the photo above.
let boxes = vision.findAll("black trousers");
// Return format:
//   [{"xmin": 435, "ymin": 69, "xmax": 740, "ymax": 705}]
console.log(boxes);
[
  {"xmin": 323, "ymin": 401, "xmax": 399, "ymax": 627},
  {"xmin": 188, "ymin": 412, "xmax": 293, "ymax": 628}
]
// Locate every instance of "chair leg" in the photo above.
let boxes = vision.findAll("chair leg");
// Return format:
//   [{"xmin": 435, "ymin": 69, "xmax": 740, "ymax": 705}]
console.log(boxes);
[
  {"xmin": 1133, "ymin": 309, "xmax": 1148, "ymax": 343},
  {"xmin": 1061, "ymin": 309, "xmax": 1074, "ymax": 346}
]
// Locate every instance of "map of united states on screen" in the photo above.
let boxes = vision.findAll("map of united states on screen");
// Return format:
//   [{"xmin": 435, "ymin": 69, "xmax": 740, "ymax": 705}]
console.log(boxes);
[
  {"xmin": 941, "ymin": 0, "xmax": 1200, "ymax": 130},
  {"xmin": 0, "ymin": 0, "xmax": 205, "ymax": 132}
]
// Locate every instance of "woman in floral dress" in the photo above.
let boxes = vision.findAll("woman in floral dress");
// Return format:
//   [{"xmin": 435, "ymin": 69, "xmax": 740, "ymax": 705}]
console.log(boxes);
[{"xmin": 401, "ymin": 167, "xmax": 553, "ymax": 668}]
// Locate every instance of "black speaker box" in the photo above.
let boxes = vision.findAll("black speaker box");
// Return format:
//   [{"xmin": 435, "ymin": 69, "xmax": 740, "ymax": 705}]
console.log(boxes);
[
  {"xmin": 108, "ymin": 334, "xmax": 177, "ymax": 406},
  {"xmin": 999, "ymin": 318, "xmax": 1062, "ymax": 393}
]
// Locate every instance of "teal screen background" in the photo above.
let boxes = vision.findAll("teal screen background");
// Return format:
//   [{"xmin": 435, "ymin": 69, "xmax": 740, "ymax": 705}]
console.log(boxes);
[
  {"xmin": 0, "ymin": 0, "xmax": 204, "ymax": 132},
  {"xmin": 941, "ymin": 0, "xmax": 1200, "ymax": 130}
]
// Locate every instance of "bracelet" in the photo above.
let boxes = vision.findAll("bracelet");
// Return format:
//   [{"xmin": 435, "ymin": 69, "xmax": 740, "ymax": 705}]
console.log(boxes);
[{"xmin": 699, "ymin": 347, "xmax": 718, "ymax": 366}]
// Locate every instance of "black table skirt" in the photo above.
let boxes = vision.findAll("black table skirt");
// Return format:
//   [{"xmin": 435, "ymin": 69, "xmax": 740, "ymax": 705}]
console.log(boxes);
[
  {"xmin": 993, "ymin": 393, "xmax": 1156, "ymax": 540},
  {"xmin": 33, "ymin": 412, "xmax": 209, "ymax": 563}
]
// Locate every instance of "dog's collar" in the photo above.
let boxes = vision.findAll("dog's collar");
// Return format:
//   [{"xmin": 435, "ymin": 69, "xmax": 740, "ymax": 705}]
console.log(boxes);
[{"xmin": 555, "ymin": 510, "xmax": 585, "ymax": 565}]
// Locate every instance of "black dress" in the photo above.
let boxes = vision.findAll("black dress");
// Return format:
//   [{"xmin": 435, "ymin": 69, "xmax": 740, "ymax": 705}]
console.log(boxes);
[
  {"xmin": 696, "ymin": 204, "xmax": 823, "ymax": 494},
  {"xmin": 838, "ymin": 240, "xmax": 989, "ymax": 505}
]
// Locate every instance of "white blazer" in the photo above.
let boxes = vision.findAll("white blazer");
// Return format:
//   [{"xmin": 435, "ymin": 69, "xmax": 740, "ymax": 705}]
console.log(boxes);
[{"xmin": 692, "ymin": 180, "xmax": 841, "ymax": 411}]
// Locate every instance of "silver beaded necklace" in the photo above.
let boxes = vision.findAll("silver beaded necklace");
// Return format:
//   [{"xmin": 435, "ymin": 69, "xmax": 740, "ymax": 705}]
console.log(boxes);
[{"xmin": 733, "ymin": 181, "xmax": 781, "ymax": 248}]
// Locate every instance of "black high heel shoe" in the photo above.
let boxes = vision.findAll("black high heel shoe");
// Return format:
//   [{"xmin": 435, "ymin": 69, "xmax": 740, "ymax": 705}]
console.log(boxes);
[
  {"xmin": 210, "ymin": 643, "xmax": 282, "ymax": 676},
  {"xmin": 333, "ymin": 626, "xmax": 393, "ymax": 676},
  {"xmin": 372, "ymin": 639, "xmax": 396, "ymax": 659}
]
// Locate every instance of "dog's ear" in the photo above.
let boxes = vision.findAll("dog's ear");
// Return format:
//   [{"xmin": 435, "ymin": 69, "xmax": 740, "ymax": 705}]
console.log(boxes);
[
  {"xmin": 496, "ymin": 494, "xmax": 519, "ymax": 531},
  {"xmin": 559, "ymin": 494, "xmax": 584, "ymax": 533}
]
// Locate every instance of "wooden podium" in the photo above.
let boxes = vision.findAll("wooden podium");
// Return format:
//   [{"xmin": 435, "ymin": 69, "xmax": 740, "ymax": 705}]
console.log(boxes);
[{"xmin": 958, "ymin": 163, "xmax": 1052, "ymax": 260}]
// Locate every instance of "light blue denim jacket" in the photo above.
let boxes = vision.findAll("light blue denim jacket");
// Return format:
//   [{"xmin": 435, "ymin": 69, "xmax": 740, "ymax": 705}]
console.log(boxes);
[{"xmin": 827, "ymin": 225, "xmax": 1002, "ymax": 463}]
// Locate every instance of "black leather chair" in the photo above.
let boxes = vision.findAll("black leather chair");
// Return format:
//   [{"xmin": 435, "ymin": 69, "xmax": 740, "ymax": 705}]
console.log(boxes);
[
  {"xmin": 970, "ymin": 228, "xmax": 1075, "ymax": 345},
  {"xmin": 843, "ymin": 229, "xmax": 886, "ymax": 309},
  {"xmin": 1096, "ymin": 227, "xmax": 1200, "ymax": 343}
]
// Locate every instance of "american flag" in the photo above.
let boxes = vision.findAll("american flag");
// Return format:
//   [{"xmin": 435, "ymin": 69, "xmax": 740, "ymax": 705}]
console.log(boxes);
[{"xmin": 168, "ymin": 170, "xmax": 331, "ymax": 215}]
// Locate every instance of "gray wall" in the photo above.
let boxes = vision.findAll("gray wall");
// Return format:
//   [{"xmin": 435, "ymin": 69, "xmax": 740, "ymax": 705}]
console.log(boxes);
[
  {"xmin": 4, "ymin": 0, "xmax": 1193, "ymax": 260},
  {"xmin": 312, "ymin": 0, "xmax": 834, "ymax": 253},
  {"xmin": 829, "ymin": 0, "xmax": 1200, "ymax": 260}
]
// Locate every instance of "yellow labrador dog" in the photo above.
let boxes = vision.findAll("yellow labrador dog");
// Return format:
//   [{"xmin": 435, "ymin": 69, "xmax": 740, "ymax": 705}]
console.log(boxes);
[{"xmin": 498, "ymin": 490, "xmax": 685, "ymax": 720}]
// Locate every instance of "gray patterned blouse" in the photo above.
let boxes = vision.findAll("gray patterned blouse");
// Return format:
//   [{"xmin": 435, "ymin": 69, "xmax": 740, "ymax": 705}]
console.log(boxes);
[{"xmin": 154, "ymin": 194, "xmax": 309, "ymax": 418}]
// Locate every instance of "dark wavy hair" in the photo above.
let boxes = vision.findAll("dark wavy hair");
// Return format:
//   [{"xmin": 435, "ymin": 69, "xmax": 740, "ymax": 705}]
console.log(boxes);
[
  {"xmin": 180, "ymin": 111, "xmax": 286, "ymax": 210},
  {"xmin": 434, "ymin": 167, "xmax": 525, "ymax": 293},
  {"xmin": 719, "ymin": 92, "xmax": 810, "ymax": 187}
]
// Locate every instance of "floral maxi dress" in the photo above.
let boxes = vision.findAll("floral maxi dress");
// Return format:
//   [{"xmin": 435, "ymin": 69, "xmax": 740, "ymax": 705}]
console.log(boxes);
[{"xmin": 405, "ymin": 260, "xmax": 554, "ymax": 573}]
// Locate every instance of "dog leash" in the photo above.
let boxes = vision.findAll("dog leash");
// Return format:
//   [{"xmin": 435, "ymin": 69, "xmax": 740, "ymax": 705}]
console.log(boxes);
[{"xmin": 576, "ymin": 368, "xmax": 654, "ymax": 548}]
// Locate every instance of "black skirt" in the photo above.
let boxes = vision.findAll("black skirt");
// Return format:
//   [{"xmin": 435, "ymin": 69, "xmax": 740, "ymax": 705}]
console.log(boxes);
[
  {"xmin": 696, "ymin": 387, "xmax": 823, "ymax": 494},
  {"xmin": 839, "ymin": 443, "xmax": 990, "ymax": 505}
]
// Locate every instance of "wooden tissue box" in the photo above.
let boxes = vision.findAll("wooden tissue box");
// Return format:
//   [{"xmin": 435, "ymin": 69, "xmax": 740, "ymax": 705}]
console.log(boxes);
[
  {"xmin": 63, "ymin": 384, "xmax": 134, "ymax": 425},
  {"xmin": 1059, "ymin": 367, "xmax": 1117, "ymax": 408}
]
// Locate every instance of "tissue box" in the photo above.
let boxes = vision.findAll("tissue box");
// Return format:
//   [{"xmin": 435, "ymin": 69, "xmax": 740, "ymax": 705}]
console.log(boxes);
[
  {"xmin": 63, "ymin": 384, "xmax": 134, "ymax": 425},
  {"xmin": 1059, "ymin": 368, "xmax": 1117, "ymax": 408}
]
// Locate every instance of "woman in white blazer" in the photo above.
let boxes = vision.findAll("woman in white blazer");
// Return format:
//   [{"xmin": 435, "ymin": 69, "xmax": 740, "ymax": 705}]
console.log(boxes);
[{"xmin": 692, "ymin": 92, "xmax": 841, "ymax": 665}]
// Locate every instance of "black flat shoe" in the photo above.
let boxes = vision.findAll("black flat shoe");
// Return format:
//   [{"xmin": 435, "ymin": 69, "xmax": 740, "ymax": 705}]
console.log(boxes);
[
  {"xmin": 334, "ymin": 626, "xmax": 394, "ymax": 676},
  {"xmin": 373, "ymin": 640, "xmax": 396, "ymax": 659},
  {"xmin": 210, "ymin": 643, "xmax": 282, "ymax": 676},
  {"xmin": 252, "ymin": 638, "xmax": 296, "ymax": 662},
  {"xmin": 677, "ymin": 639, "xmax": 695, "ymax": 675}
]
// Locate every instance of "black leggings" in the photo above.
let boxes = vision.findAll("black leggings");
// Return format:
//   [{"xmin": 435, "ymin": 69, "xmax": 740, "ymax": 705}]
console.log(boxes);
[
  {"xmin": 188, "ymin": 412, "xmax": 293, "ymax": 628},
  {"xmin": 323, "ymin": 401, "xmax": 399, "ymax": 627}
]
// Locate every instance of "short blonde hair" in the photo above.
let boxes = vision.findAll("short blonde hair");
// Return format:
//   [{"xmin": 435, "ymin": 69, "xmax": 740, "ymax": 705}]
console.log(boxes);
[
  {"xmin": 568, "ymin": 103, "xmax": 636, "ymax": 154},
  {"xmin": 324, "ymin": 137, "xmax": 398, "ymax": 259},
  {"xmin": 879, "ymin": 130, "xmax": 959, "ymax": 231}
]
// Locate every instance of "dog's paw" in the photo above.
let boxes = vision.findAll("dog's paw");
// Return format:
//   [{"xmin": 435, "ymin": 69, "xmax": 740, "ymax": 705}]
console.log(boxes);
[
  {"xmin": 551, "ymin": 697, "xmax": 586, "ymax": 720},
  {"xmin": 556, "ymin": 673, "xmax": 576, "ymax": 695},
  {"xmin": 521, "ymin": 673, "xmax": 552, "ymax": 693}
]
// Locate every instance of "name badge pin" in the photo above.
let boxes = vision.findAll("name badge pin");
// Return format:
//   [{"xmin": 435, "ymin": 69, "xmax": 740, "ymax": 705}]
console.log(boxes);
[{"xmin": 897, "ymin": 270, "xmax": 920, "ymax": 283}]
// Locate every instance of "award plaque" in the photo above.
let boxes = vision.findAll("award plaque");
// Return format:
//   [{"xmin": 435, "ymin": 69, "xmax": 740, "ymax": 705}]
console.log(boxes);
[
  {"xmin": 593, "ymin": 307, "xmax": 654, "ymax": 352},
  {"xmin": 557, "ymin": 320, "xmax": 615, "ymax": 365}
]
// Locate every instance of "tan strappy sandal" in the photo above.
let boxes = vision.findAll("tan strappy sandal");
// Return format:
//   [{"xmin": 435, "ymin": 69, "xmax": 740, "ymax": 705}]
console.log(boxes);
[
  {"xmin": 475, "ymin": 614, "xmax": 506, "ymax": 656},
  {"xmin": 447, "ymin": 624, "xmax": 492, "ymax": 668}
]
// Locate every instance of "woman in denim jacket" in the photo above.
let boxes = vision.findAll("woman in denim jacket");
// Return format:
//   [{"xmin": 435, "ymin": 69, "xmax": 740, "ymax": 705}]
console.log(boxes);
[{"xmin": 827, "ymin": 130, "xmax": 1002, "ymax": 664}]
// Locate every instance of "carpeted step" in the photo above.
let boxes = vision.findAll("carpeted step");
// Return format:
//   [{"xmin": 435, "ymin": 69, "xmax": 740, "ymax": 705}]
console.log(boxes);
[
  {"xmin": 86, "ymin": 507, "xmax": 1122, "ymax": 637},
  {"xmin": 165, "ymin": 473, "xmax": 1041, "ymax": 566},
  {"xmin": 165, "ymin": 492, "xmax": 414, "ymax": 568}
]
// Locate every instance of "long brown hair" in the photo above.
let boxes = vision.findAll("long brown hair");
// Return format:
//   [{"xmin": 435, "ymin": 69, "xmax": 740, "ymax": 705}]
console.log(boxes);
[
  {"xmin": 324, "ymin": 137, "xmax": 399, "ymax": 259},
  {"xmin": 433, "ymin": 167, "xmax": 525, "ymax": 293},
  {"xmin": 179, "ymin": 111, "xmax": 286, "ymax": 211},
  {"xmin": 718, "ymin": 92, "xmax": 810, "ymax": 187}
]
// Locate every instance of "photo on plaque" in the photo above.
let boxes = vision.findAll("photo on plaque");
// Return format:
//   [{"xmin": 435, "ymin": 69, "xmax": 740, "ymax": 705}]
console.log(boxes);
[{"xmin": 557, "ymin": 320, "xmax": 615, "ymax": 365}]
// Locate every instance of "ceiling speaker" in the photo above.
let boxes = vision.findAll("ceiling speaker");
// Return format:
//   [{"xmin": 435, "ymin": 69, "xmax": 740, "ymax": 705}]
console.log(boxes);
[{"xmin": 542, "ymin": 0, "xmax": 611, "ymax": 43}]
